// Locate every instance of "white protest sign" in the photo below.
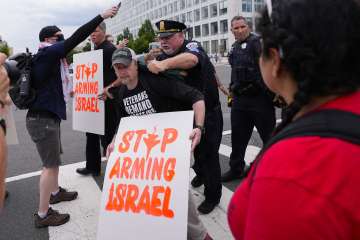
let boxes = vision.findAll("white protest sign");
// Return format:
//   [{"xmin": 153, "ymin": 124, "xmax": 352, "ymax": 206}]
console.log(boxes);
[
  {"xmin": 97, "ymin": 111, "xmax": 194, "ymax": 240},
  {"xmin": 72, "ymin": 50, "xmax": 104, "ymax": 135}
]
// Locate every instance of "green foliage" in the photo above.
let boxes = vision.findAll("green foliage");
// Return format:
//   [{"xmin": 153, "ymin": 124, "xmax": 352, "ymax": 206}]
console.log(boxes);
[
  {"xmin": 82, "ymin": 42, "xmax": 91, "ymax": 52},
  {"xmin": 0, "ymin": 42, "xmax": 11, "ymax": 56},
  {"xmin": 66, "ymin": 49, "xmax": 82, "ymax": 64},
  {"xmin": 116, "ymin": 20, "xmax": 156, "ymax": 54}
]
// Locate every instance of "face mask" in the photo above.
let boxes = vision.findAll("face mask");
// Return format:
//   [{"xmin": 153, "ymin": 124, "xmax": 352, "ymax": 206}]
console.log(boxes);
[{"xmin": 56, "ymin": 34, "xmax": 65, "ymax": 42}]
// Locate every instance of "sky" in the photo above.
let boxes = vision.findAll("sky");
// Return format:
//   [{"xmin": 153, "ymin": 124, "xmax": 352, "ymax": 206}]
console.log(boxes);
[{"xmin": 0, "ymin": 0, "xmax": 117, "ymax": 53}]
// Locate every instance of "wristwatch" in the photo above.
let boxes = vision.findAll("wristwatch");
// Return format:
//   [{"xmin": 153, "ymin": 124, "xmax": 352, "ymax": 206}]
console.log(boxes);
[
  {"xmin": 0, "ymin": 118, "xmax": 6, "ymax": 135},
  {"xmin": 194, "ymin": 125, "xmax": 205, "ymax": 134}
]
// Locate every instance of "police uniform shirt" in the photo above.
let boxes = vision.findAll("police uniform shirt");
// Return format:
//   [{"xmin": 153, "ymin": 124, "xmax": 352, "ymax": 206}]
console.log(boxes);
[
  {"xmin": 228, "ymin": 33, "xmax": 273, "ymax": 111},
  {"xmin": 157, "ymin": 40, "xmax": 220, "ymax": 110}
]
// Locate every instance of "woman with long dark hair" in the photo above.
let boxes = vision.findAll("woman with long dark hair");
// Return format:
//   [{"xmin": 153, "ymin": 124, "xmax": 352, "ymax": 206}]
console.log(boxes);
[{"xmin": 227, "ymin": 0, "xmax": 360, "ymax": 239}]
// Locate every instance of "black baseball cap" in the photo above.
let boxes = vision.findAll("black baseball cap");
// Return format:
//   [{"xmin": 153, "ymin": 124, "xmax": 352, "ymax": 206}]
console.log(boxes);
[
  {"xmin": 155, "ymin": 20, "xmax": 187, "ymax": 37},
  {"xmin": 112, "ymin": 47, "xmax": 137, "ymax": 67},
  {"xmin": 39, "ymin": 25, "xmax": 61, "ymax": 42}
]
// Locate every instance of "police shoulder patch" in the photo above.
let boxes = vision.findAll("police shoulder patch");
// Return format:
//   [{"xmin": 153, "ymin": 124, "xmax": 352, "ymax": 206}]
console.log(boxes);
[{"xmin": 186, "ymin": 42, "xmax": 199, "ymax": 52}]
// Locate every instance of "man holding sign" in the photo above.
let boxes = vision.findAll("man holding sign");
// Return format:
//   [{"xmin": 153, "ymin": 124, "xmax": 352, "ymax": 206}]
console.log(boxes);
[
  {"xmin": 76, "ymin": 21, "xmax": 120, "ymax": 177},
  {"xmin": 106, "ymin": 47, "xmax": 212, "ymax": 240}
]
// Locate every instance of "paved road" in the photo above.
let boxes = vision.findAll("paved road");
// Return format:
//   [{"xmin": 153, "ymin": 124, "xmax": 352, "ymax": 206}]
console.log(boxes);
[{"xmin": 0, "ymin": 64, "xmax": 281, "ymax": 240}]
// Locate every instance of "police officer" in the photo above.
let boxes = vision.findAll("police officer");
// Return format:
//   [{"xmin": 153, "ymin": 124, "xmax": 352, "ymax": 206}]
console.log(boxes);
[
  {"xmin": 221, "ymin": 16, "xmax": 276, "ymax": 182},
  {"xmin": 147, "ymin": 20, "xmax": 223, "ymax": 214}
]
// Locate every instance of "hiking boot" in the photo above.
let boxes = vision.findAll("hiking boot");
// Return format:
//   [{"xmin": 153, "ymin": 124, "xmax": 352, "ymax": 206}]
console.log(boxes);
[
  {"xmin": 190, "ymin": 175, "xmax": 203, "ymax": 188},
  {"xmin": 34, "ymin": 208, "xmax": 70, "ymax": 228},
  {"xmin": 50, "ymin": 187, "xmax": 78, "ymax": 204}
]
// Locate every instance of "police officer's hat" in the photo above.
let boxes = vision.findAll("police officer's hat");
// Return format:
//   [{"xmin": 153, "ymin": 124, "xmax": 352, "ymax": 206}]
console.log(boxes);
[{"xmin": 155, "ymin": 20, "xmax": 187, "ymax": 37}]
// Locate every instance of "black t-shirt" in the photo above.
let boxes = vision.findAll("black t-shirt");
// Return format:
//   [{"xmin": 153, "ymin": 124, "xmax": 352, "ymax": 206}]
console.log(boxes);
[
  {"xmin": 116, "ymin": 69, "xmax": 204, "ymax": 117},
  {"xmin": 95, "ymin": 40, "xmax": 117, "ymax": 87},
  {"xmin": 157, "ymin": 40, "xmax": 220, "ymax": 110}
]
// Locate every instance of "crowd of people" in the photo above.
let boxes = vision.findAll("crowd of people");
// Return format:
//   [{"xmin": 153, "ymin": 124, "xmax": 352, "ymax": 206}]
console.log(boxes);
[{"xmin": 1, "ymin": 0, "xmax": 359, "ymax": 239}]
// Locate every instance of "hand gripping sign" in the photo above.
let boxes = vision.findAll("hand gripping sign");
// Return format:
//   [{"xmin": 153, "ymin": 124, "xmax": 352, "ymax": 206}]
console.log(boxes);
[
  {"xmin": 97, "ymin": 111, "xmax": 194, "ymax": 240},
  {"xmin": 72, "ymin": 50, "xmax": 104, "ymax": 135}
]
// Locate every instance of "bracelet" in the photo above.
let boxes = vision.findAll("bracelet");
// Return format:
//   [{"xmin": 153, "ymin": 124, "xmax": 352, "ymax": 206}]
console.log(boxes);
[{"xmin": 0, "ymin": 118, "xmax": 6, "ymax": 135}]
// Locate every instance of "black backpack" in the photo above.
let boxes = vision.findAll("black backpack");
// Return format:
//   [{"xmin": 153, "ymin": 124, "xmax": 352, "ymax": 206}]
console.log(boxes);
[
  {"xmin": 8, "ymin": 50, "xmax": 37, "ymax": 109},
  {"xmin": 248, "ymin": 109, "xmax": 360, "ymax": 180}
]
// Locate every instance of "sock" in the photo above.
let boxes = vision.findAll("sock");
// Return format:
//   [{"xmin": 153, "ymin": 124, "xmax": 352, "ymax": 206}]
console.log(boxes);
[
  {"xmin": 38, "ymin": 211, "xmax": 47, "ymax": 219},
  {"xmin": 51, "ymin": 188, "xmax": 60, "ymax": 196}
]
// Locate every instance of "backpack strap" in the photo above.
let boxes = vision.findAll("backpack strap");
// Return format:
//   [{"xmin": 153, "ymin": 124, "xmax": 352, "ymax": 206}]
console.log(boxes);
[
  {"xmin": 265, "ymin": 109, "xmax": 360, "ymax": 149},
  {"xmin": 247, "ymin": 109, "xmax": 360, "ymax": 184}
]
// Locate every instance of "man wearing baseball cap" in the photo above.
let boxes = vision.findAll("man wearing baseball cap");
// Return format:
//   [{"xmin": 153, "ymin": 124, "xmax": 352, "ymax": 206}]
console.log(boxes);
[
  {"xmin": 107, "ymin": 47, "xmax": 213, "ymax": 240},
  {"xmin": 27, "ymin": 5, "xmax": 119, "ymax": 228}
]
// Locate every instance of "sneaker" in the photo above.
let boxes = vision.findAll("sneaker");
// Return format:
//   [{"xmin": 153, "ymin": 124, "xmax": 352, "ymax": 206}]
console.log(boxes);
[
  {"xmin": 34, "ymin": 208, "xmax": 70, "ymax": 228},
  {"xmin": 197, "ymin": 200, "xmax": 218, "ymax": 214},
  {"xmin": 50, "ymin": 187, "xmax": 78, "ymax": 204},
  {"xmin": 190, "ymin": 175, "xmax": 203, "ymax": 188}
]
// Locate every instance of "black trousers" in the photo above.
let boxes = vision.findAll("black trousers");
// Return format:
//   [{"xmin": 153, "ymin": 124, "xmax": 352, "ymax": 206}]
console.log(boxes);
[
  {"xmin": 229, "ymin": 107, "xmax": 275, "ymax": 172},
  {"xmin": 193, "ymin": 105, "xmax": 223, "ymax": 203},
  {"xmin": 85, "ymin": 100, "xmax": 119, "ymax": 172}
]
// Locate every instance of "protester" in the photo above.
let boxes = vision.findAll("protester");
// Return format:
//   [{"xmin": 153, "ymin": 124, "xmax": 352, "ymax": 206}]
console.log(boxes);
[
  {"xmin": 148, "ymin": 20, "xmax": 223, "ymax": 214},
  {"xmin": 76, "ymin": 22, "xmax": 120, "ymax": 177},
  {"xmin": 227, "ymin": 0, "xmax": 360, "ymax": 239},
  {"xmin": 221, "ymin": 16, "xmax": 275, "ymax": 182},
  {"xmin": 26, "ymin": 5, "xmax": 119, "ymax": 228},
  {"xmin": 107, "ymin": 47, "xmax": 212, "ymax": 240}
]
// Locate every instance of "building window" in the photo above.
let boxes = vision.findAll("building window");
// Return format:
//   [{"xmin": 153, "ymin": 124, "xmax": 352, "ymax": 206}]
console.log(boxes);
[
  {"xmin": 220, "ymin": 19, "xmax": 228, "ymax": 33},
  {"xmin": 242, "ymin": 0, "xmax": 252, "ymax": 12},
  {"xmin": 201, "ymin": 6, "xmax": 209, "ymax": 19},
  {"xmin": 181, "ymin": 13, "xmax": 186, "ymax": 23},
  {"xmin": 210, "ymin": 4, "xmax": 218, "ymax": 17},
  {"xmin": 202, "ymin": 24, "xmax": 209, "ymax": 36},
  {"xmin": 195, "ymin": 25, "xmax": 201, "ymax": 37},
  {"xmin": 180, "ymin": 0, "xmax": 186, "ymax": 9},
  {"xmin": 188, "ymin": 27, "xmax": 194, "ymax": 39},
  {"xmin": 254, "ymin": 0, "xmax": 264, "ymax": 12},
  {"xmin": 220, "ymin": 39, "xmax": 228, "ymax": 55},
  {"xmin": 211, "ymin": 40, "xmax": 219, "ymax": 54},
  {"xmin": 194, "ymin": 0, "xmax": 200, "ymax": 4},
  {"xmin": 174, "ymin": 1, "xmax": 178, "ymax": 11},
  {"xmin": 202, "ymin": 41, "xmax": 210, "ymax": 53},
  {"xmin": 210, "ymin": 22, "xmax": 218, "ymax": 35},
  {"xmin": 187, "ymin": 11, "xmax": 193, "ymax": 22},
  {"xmin": 186, "ymin": 0, "xmax": 192, "ymax": 7},
  {"xmin": 194, "ymin": 9, "xmax": 200, "ymax": 21},
  {"xmin": 219, "ymin": 0, "xmax": 228, "ymax": 15}
]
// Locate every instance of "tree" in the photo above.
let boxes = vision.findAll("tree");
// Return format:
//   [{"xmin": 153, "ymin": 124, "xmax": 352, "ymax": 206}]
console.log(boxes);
[
  {"xmin": 0, "ymin": 42, "xmax": 11, "ymax": 56},
  {"xmin": 66, "ymin": 49, "xmax": 81, "ymax": 64},
  {"xmin": 82, "ymin": 42, "xmax": 91, "ymax": 52}
]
